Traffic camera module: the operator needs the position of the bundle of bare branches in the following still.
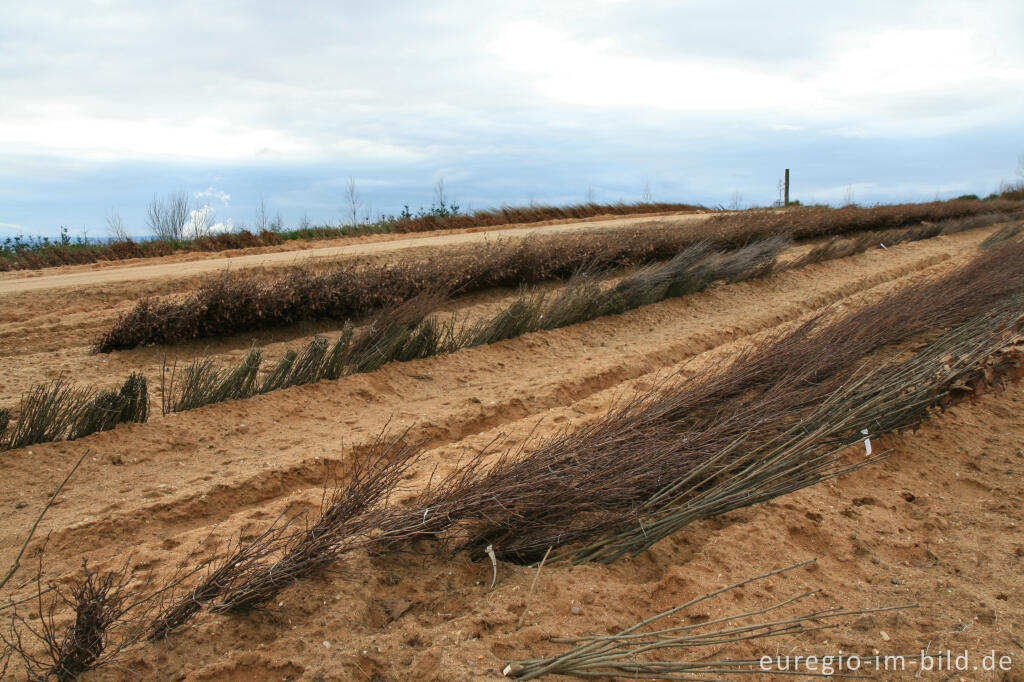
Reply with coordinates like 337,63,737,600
1,373,148,452
150,429,423,625
572,296,1024,564
1,559,163,682
381,238,1024,563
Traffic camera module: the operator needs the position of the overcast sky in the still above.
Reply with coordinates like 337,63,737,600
2,0,1023,237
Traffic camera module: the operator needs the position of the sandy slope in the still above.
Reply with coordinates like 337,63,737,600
0,221,1021,680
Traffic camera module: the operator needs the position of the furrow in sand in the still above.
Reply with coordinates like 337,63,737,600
0,227,995,577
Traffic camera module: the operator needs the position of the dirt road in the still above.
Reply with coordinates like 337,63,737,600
0,212,707,295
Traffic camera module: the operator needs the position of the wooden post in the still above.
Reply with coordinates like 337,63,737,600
784,168,790,206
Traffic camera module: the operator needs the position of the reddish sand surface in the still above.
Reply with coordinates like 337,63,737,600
0,216,1021,680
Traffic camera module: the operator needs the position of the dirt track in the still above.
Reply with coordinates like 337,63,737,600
0,212,705,294
0,220,1021,680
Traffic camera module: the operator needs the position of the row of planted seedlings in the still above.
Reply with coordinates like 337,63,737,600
7,195,1023,275
5,237,1022,679
2,231,788,449
0,374,148,452
2,212,1019,453
113,211,1024,418
93,199,1024,352
175,239,1024,615
159,234,787,413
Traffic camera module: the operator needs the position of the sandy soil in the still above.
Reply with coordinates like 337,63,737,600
0,219,1021,681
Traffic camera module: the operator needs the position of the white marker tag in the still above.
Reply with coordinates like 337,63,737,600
861,428,872,456
486,544,498,588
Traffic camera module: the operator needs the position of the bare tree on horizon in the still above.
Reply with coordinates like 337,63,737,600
346,177,362,226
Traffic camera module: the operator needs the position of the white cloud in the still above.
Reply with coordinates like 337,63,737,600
0,116,305,161
187,205,210,237
184,204,239,237
488,22,808,112
0,1,1022,234
209,218,234,234
0,222,29,236
487,20,1024,134
196,187,231,204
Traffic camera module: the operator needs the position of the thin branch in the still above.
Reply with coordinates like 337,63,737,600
1,449,89,595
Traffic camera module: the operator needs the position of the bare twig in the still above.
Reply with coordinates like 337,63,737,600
516,546,552,631
504,561,918,679
1,449,89,596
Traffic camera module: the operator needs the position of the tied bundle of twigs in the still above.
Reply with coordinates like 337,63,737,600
419,237,1024,563
504,560,916,680
0,373,149,452
570,294,1024,564
203,429,423,614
